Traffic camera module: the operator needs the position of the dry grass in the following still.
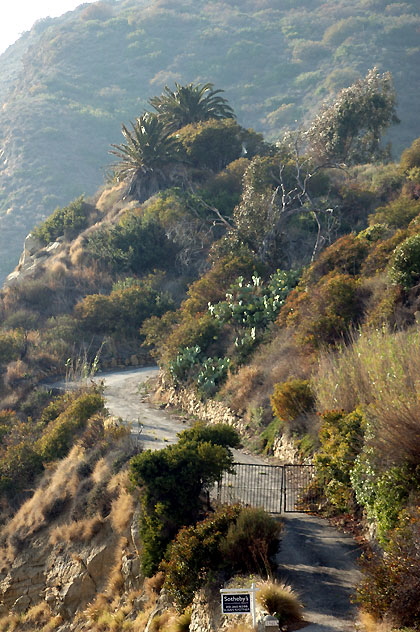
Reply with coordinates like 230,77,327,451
92,457,112,484
144,571,166,598
1,446,83,560
256,580,303,624
221,329,311,424
357,611,394,632
110,485,135,534
49,514,104,544
314,325,420,465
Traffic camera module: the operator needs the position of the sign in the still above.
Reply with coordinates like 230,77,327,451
221,593,251,614
220,583,258,626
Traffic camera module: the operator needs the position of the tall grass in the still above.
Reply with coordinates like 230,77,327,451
314,326,420,465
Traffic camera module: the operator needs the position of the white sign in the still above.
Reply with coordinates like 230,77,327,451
220,584,258,627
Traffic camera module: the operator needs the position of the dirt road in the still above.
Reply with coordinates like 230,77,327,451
93,367,362,630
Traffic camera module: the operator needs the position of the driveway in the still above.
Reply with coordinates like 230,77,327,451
92,367,362,630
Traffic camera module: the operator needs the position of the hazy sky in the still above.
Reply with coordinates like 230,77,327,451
0,1,95,55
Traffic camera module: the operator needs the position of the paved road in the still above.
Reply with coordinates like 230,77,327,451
78,367,362,630
276,514,361,631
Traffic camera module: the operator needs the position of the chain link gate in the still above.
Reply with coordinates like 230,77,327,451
215,463,318,513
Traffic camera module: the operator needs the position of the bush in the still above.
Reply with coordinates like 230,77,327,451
271,379,315,422
130,424,238,575
162,505,241,610
35,390,104,462
304,234,370,283
0,441,44,498
357,506,420,627
256,581,303,626
400,137,420,171
369,197,420,229
389,233,420,288
221,507,282,576
315,408,365,513
281,273,364,348
32,196,91,244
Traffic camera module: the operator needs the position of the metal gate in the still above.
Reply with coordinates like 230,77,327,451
215,463,317,514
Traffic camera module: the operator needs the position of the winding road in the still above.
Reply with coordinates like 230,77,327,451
90,366,361,631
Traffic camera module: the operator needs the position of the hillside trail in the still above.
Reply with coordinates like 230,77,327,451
90,366,362,631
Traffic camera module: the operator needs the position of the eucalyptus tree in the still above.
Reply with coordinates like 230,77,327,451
110,113,186,202
149,82,235,133
306,68,399,165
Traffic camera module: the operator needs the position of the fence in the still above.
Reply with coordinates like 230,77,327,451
215,463,318,514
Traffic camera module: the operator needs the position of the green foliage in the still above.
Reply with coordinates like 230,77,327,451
357,506,420,627
85,213,176,274
130,423,238,575
110,113,185,202
314,408,365,512
281,273,364,348
162,505,280,611
306,68,399,165
0,441,44,497
162,505,241,610
400,137,420,171
220,507,282,576
389,232,420,288
369,197,420,229
32,196,90,244
149,82,235,133
351,453,419,543
0,329,26,365
209,270,300,329
271,379,315,422
177,422,240,450
34,390,104,462
75,273,173,336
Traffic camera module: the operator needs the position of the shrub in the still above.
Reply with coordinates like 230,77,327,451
389,233,420,288
369,197,420,229
85,213,175,274
220,507,282,576
304,234,370,283
271,379,315,421
130,424,238,575
357,506,420,627
0,441,44,498
400,137,420,171
281,273,364,348
162,505,241,610
32,196,91,244
256,581,303,626
315,408,365,513
35,390,104,462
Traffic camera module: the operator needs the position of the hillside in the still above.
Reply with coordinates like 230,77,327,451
0,21,419,630
0,0,420,281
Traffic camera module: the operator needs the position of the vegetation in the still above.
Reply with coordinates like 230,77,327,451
130,423,240,576
1,0,420,282
1,40,420,628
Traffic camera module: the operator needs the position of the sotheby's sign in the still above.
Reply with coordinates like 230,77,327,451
220,584,258,625
221,592,251,614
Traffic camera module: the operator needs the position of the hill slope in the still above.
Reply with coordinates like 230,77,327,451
0,0,419,281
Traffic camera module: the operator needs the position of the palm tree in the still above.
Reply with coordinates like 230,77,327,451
110,113,186,202
149,82,235,133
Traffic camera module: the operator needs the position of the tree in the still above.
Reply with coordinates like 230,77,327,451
130,422,239,575
149,82,235,133
306,68,399,165
109,113,186,202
